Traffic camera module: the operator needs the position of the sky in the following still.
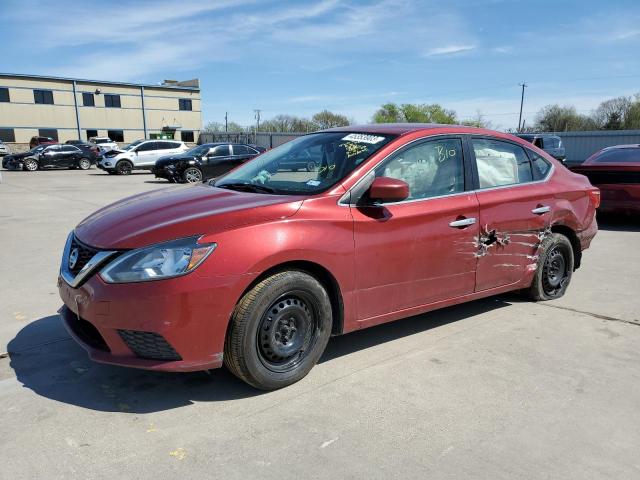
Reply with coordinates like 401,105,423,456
1,0,640,130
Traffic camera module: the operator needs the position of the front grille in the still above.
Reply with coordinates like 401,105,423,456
118,330,182,361
70,236,99,275
66,313,111,352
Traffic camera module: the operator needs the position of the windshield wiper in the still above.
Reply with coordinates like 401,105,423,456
215,182,277,194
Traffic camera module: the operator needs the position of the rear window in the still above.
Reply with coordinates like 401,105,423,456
592,148,640,164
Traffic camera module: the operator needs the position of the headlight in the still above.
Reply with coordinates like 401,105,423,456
100,236,216,283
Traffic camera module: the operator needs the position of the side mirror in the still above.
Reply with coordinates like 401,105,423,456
368,177,409,203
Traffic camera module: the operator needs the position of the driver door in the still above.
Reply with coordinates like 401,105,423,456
202,145,234,177
133,141,158,167
350,136,479,322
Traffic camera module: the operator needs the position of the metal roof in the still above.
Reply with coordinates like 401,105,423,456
0,72,199,91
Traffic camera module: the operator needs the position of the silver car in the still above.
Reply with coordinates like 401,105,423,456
0,141,10,157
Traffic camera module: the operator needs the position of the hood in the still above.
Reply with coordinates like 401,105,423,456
156,154,199,166
74,184,304,249
10,151,37,160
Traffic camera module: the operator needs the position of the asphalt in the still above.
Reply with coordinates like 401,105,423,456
1,168,639,479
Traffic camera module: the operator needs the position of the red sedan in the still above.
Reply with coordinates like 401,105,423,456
570,144,640,214
58,124,599,390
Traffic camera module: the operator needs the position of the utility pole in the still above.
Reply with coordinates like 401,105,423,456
254,109,261,141
225,112,228,132
518,83,527,132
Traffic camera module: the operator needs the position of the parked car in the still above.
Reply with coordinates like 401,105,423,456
570,144,640,214
2,145,47,170
29,136,57,149
154,143,263,183
97,139,188,175
89,137,119,154
66,140,102,162
16,144,94,171
58,124,599,390
0,141,10,157
516,134,566,162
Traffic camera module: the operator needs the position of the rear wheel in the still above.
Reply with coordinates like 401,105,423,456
182,167,203,183
23,158,38,171
78,158,91,170
224,271,332,390
527,233,574,301
115,160,133,175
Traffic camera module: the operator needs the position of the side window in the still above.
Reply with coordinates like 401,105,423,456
155,141,172,150
527,150,552,179
137,142,157,152
233,145,249,155
472,138,533,188
213,145,230,156
374,138,465,201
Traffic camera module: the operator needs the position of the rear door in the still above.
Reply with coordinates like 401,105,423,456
471,136,556,291
58,146,79,167
351,136,479,321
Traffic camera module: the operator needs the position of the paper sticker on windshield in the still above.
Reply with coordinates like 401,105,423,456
341,133,385,144
306,180,321,187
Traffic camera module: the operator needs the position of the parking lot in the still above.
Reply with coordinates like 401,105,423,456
1,168,639,479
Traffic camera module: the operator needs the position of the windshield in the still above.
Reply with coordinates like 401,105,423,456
186,145,210,156
123,140,144,151
94,138,113,144
214,132,395,195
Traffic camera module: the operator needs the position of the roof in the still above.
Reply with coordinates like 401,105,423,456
602,144,640,150
324,123,479,135
0,72,199,91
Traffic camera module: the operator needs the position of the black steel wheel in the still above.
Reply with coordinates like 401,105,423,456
182,167,203,183
225,270,333,390
116,160,133,175
528,232,574,301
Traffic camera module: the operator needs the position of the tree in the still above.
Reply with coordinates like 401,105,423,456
203,120,246,133
534,105,596,132
372,103,457,124
461,110,493,129
312,110,349,129
593,96,631,130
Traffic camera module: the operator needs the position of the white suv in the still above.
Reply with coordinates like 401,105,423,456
89,137,119,153
98,139,188,175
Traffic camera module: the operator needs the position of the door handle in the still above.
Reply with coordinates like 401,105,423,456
531,205,551,215
449,217,477,228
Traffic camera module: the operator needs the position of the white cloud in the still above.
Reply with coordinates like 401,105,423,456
423,44,476,57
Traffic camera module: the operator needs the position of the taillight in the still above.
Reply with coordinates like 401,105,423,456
589,189,601,209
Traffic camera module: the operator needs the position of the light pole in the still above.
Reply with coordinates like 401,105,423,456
254,109,261,142
518,83,527,132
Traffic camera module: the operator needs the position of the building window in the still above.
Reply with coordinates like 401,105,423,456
82,92,95,107
0,87,9,103
34,89,54,104
38,129,59,141
181,131,195,143
0,128,15,142
179,99,192,111
107,130,124,142
104,94,121,108
86,129,98,140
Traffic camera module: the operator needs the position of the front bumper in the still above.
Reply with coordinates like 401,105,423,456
57,270,250,372
154,165,179,181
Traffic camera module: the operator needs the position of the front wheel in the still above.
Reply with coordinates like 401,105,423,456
115,160,133,175
527,233,574,301
182,167,203,183
224,271,332,390
78,158,91,170
23,158,39,171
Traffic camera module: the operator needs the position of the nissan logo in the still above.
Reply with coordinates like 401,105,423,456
69,248,79,270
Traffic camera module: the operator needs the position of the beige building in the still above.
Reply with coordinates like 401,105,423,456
0,73,202,145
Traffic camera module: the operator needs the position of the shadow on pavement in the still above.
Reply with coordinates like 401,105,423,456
8,296,510,413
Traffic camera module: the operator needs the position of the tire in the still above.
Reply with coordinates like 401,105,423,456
115,160,133,175
306,161,317,172
78,158,91,170
527,232,574,301
182,167,203,183
23,158,38,171
107,170,116,175
224,270,333,390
